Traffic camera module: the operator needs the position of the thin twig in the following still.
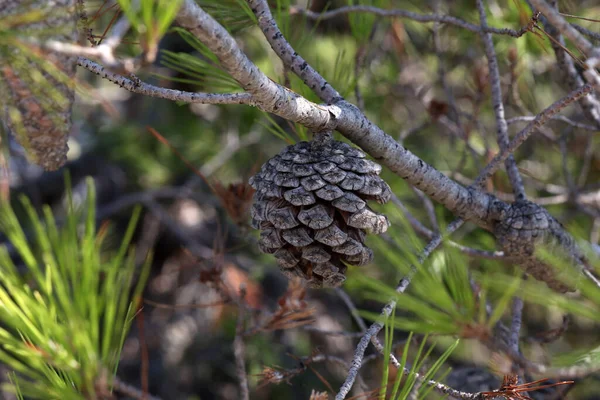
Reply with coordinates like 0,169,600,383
475,84,594,187
506,115,599,131
249,0,341,103
335,288,368,332
571,22,600,43
290,5,532,38
391,195,508,260
477,0,526,200
112,376,162,400
509,296,524,354
77,57,255,105
100,11,132,49
234,288,250,400
335,277,413,400
529,0,595,55
336,220,467,400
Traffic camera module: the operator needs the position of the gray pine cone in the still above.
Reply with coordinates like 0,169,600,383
249,136,391,288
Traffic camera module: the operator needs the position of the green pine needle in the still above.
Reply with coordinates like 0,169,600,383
158,27,241,92
0,177,150,399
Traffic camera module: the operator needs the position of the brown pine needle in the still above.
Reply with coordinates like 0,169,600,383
532,24,587,68
481,374,574,400
143,298,231,309
145,126,213,191
91,1,120,22
97,9,122,46
560,12,600,23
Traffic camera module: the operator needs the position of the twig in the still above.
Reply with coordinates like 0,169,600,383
475,84,594,187
368,326,482,400
335,296,401,400
77,57,255,105
528,0,595,56
249,0,342,103
390,195,508,260
234,287,250,400
100,10,132,49
336,220,466,400
494,339,600,379
335,288,368,332
571,23,600,43
112,376,163,400
537,1,600,129
302,326,365,337
477,0,526,200
506,115,599,131
412,187,440,233
509,296,524,354
290,6,532,38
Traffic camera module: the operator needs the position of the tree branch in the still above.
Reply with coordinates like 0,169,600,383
475,84,594,187
77,57,254,105
477,0,526,200
290,5,531,38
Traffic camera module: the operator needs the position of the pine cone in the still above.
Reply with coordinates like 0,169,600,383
249,135,391,288
0,0,78,170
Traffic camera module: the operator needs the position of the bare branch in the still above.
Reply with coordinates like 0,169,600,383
477,0,526,200
537,0,600,128
77,57,254,105
506,115,599,131
571,22,600,43
475,84,594,187
335,288,368,332
335,279,411,400
290,5,530,38
336,219,466,399
509,296,524,353
234,289,250,400
112,376,162,400
249,0,342,103
176,0,333,127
